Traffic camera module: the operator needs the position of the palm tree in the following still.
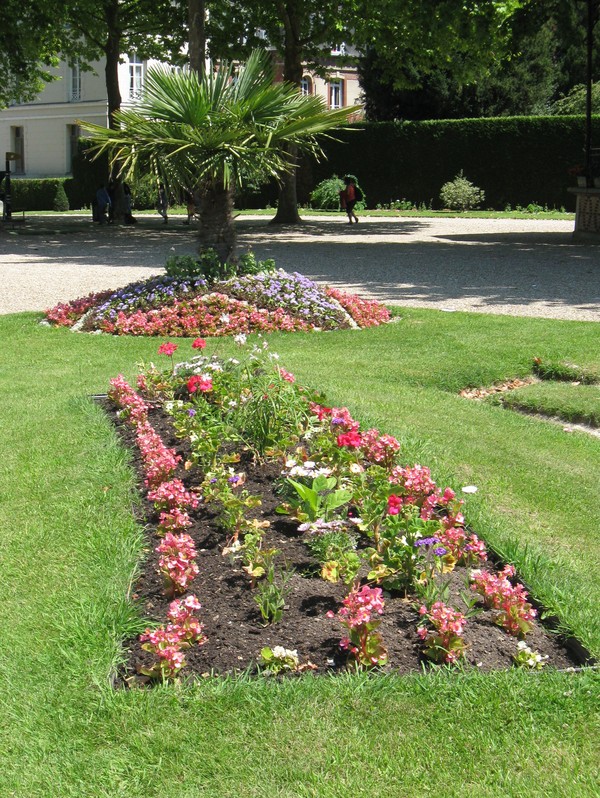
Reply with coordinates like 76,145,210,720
81,49,359,261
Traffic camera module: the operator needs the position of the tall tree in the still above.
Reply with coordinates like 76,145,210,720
206,0,525,220
0,0,95,107
81,51,358,260
360,0,600,120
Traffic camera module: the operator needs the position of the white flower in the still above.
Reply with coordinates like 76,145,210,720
316,467,333,477
349,462,365,474
461,485,478,494
269,352,280,360
272,646,299,664
228,400,238,408
233,333,247,346
220,313,230,324
284,459,297,468
303,461,316,469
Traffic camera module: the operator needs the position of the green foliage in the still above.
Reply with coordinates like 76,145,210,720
550,83,600,116
164,250,275,284
253,564,294,625
285,475,352,522
305,116,600,211
52,182,70,212
10,178,71,211
310,175,345,210
310,174,366,210
305,529,361,585
440,170,485,211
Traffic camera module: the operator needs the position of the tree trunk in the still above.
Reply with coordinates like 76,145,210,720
199,182,236,262
271,2,303,224
271,145,302,224
188,0,206,75
104,0,122,130
104,0,124,220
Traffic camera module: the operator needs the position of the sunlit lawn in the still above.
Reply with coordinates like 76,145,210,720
0,309,598,798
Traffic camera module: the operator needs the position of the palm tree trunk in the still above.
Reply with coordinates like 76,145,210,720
199,182,236,262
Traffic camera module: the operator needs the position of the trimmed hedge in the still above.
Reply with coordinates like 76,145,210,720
10,179,71,212
302,115,600,211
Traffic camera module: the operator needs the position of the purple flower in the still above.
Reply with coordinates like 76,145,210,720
433,546,448,557
187,409,196,417
414,536,440,548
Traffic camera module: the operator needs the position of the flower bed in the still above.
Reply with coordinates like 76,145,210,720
45,269,390,336
104,339,584,684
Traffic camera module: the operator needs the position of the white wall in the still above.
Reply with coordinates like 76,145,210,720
0,56,137,177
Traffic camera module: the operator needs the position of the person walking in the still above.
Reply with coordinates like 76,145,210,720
156,183,169,224
339,175,360,224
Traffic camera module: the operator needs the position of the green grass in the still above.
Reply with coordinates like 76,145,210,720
0,309,598,797
25,207,575,220
499,382,600,427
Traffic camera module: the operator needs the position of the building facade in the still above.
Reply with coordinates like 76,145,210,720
0,51,362,179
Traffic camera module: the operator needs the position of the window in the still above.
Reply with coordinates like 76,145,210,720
70,62,81,102
10,127,24,174
300,76,313,96
67,124,80,173
128,53,144,100
329,79,344,109
330,43,346,56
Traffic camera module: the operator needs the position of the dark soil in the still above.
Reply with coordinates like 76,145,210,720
99,398,591,685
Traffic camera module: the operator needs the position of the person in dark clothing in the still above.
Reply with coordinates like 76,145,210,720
339,175,360,224
95,184,111,224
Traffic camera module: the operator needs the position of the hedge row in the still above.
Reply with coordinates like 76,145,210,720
6,116,599,212
302,115,600,212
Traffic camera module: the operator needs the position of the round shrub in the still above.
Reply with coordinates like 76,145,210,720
439,171,485,211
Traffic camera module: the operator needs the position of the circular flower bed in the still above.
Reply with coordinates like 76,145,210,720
45,269,390,336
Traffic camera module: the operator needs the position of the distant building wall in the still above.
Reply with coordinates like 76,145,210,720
0,52,363,178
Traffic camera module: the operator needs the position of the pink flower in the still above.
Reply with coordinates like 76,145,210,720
192,338,206,350
187,375,213,393
278,367,296,384
158,342,178,357
387,494,403,515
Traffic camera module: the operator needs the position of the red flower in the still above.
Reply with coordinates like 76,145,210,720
192,338,206,350
187,375,213,393
158,342,178,357
387,494,403,515
337,431,362,448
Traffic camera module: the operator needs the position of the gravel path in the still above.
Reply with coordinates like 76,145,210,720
1,213,598,321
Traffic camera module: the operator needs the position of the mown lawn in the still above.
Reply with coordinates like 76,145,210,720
0,309,598,798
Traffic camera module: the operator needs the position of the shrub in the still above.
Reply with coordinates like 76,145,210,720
440,171,485,211
310,175,345,210
164,250,276,284
52,182,70,212
11,178,71,211
310,174,366,210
